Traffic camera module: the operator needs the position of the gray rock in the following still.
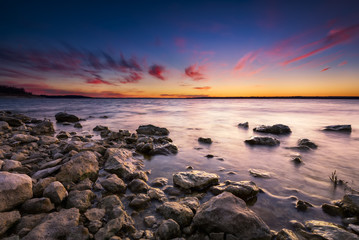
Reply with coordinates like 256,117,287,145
198,137,212,144
32,177,56,197
43,181,68,204
84,208,106,222
151,177,168,187
31,120,55,135
193,192,271,240
129,193,151,209
128,179,149,193
56,151,99,183
22,208,80,240
100,174,126,193
180,197,200,212
67,190,95,212
253,124,291,134
210,180,259,201
11,134,39,143
15,214,47,237
21,197,54,213
104,148,137,180
298,138,317,149
245,136,280,146
173,170,220,190
238,122,249,128
144,215,157,227
0,172,33,211
148,188,167,201
2,160,22,171
136,124,169,136
55,112,80,122
157,202,194,227
0,211,21,236
32,165,61,180
305,220,359,240
156,219,181,240
323,125,352,132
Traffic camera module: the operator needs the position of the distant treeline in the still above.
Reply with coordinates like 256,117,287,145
0,85,33,96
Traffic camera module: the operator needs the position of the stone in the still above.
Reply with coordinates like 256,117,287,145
209,232,225,240
21,197,54,213
2,160,22,171
0,116,23,127
55,112,80,122
0,121,11,130
85,208,106,222
210,180,259,201
151,177,168,187
93,125,109,131
305,220,359,240
39,158,62,170
291,157,303,164
157,202,194,227
0,172,33,211
144,215,157,227
22,208,80,240
0,211,21,236
322,203,342,216
248,169,272,178
56,131,71,140
180,197,200,212
136,124,169,135
15,214,46,237
349,224,359,234
341,194,359,216
31,120,55,135
253,124,291,134
156,219,181,240
198,137,212,144
66,190,95,212
43,181,68,204
163,185,183,196
56,151,99,183
193,192,271,240
94,217,125,240
33,177,56,197
39,136,59,145
88,220,102,233
100,174,126,193
104,148,137,180
128,179,149,193
238,122,249,128
276,229,300,240
148,188,167,201
99,195,124,214
66,225,90,240
150,143,178,155
296,200,313,211
74,122,82,128
129,193,151,209
298,139,318,149
323,125,352,132
173,170,219,190
11,133,39,143
32,165,61,180
245,136,280,146
72,178,93,191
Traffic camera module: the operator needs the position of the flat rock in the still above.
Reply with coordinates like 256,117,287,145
249,169,272,178
2,160,22,171
32,165,62,180
253,124,291,134
104,148,137,180
0,211,21,236
193,192,271,240
245,136,280,146
0,172,33,211
136,124,169,135
323,125,352,132
305,220,359,240
55,112,80,123
157,202,194,227
210,180,259,201
173,170,220,190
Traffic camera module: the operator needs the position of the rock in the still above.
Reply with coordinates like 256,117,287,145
56,131,71,140
0,172,33,211
341,194,359,216
348,224,359,234
298,139,317,149
173,170,219,190
21,197,54,213
32,165,61,180
43,181,68,204
99,195,124,214
289,220,306,230
0,116,23,127
88,220,102,233
128,179,150,193
163,186,183,196
156,219,181,240
322,203,342,216
157,202,194,227
39,136,58,145
136,124,169,135
296,200,313,211
305,220,359,240
2,160,22,171
85,208,106,221
193,192,271,240
253,124,291,134
55,112,80,122
291,156,303,164
198,137,212,144
56,151,99,183
0,211,21,236
209,232,225,240
33,177,56,197
100,174,127,193
22,208,80,240
144,215,157,227
94,217,125,240
31,120,55,135
129,193,151,209
148,188,167,202
39,158,62,170
151,177,168,187
15,213,46,237
238,122,249,128
93,125,108,131
11,133,39,143
74,122,82,128
323,125,352,132
0,120,11,130
104,148,137,180
150,143,178,155
180,197,200,212
66,190,95,212
249,169,272,178
66,225,90,240
276,229,300,240
210,180,259,202
244,136,280,146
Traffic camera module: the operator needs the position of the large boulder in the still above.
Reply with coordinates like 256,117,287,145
56,151,99,183
193,192,271,240
55,112,80,123
104,148,137,180
210,180,259,202
305,220,359,240
0,172,33,211
0,210,21,236
253,124,291,134
157,202,194,227
22,208,80,240
323,125,351,132
173,170,220,190
245,136,280,146
136,124,169,135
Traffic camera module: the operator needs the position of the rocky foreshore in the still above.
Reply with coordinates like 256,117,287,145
0,110,358,240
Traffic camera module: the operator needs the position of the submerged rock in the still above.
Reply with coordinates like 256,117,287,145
341,194,359,216
296,200,313,211
136,124,169,136
238,122,249,128
245,136,280,146
249,169,272,178
305,220,359,240
173,170,219,190
323,125,352,132
198,137,212,144
151,177,168,188
298,138,318,149
193,192,271,240
253,124,291,134
55,112,80,123
210,180,259,201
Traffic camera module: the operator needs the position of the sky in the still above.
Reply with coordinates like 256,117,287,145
0,0,359,97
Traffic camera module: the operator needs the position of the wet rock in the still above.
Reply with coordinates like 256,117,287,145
298,138,317,149
128,178,149,193
74,122,82,128
205,154,214,158
22,208,80,240
157,202,194,227
33,177,56,197
32,165,61,180
156,219,181,240
148,188,167,202
291,156,303,164
0,116,23,127
144,215,157,227
150,143,178,155
11,133,39,143
296,200,313,211
305,220,359,240
180,197,200,212
21,197,54,213
276,229,300,240
0,172,33,211
323,125,352,132
93,125,108,131
198,137,212,144
163,185,183,196
289,220,306,230
322,203,342,216
43,181,68,204
100,174,127,193
66,190,95,212
56,151,99,183
104,148,137,180
253,124,291,134
129,193,151,209
136,142,154,154
2,160,22,171
55,112,80,123
249,169,272,178
56,131,71,140
136,124,169,136
173,170,220,190
151,177,168,187
193,192,271,240
245,136,280,146
99,195,124,214
0,211,21,236
210,180,259,201
341,194,359,216
39,136,58,145
238,122,249,128
84,208,106,222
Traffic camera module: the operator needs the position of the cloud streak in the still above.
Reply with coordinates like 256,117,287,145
321,67,331,72
185,64,206,81
149,64,165,80
193,86,211,90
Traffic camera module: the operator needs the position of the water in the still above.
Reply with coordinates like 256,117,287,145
1,98,358,230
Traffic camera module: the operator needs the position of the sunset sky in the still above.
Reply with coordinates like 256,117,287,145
1,1,359,97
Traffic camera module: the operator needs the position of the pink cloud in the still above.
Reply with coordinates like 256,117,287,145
338,60,348,66
193,86,211,90
185,64,206,81
86,78,114,85
321,67,331,72
120,71,143,84
234,52,258,71
148,64,165,80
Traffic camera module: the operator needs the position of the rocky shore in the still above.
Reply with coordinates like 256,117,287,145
0,110,358,240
